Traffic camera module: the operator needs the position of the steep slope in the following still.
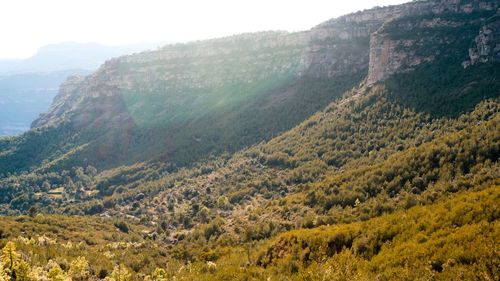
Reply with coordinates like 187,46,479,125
89,87,499,235
15,29,370,172
3,0,497,175
1,0,499,221
0,69,91,136
253,186,500,281
0,1,499,280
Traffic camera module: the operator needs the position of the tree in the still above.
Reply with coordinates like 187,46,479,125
0,262,9,281
198,206,210,223
69,256,90,280
1,242,19,278
14,260,29,281
106,264,132,281
151,268,168,281
47,264,65,281
85,165,98,177
114,221,129,233
41,181,51,192
216,196,231,210
28,205,38,217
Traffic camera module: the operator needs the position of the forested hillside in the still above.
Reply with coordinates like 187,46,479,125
0,186,497,280
0,0,499,280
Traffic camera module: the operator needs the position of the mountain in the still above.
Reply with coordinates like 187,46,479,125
0,42,162,136
0,69,92,136
5,0,499,174
0,0,499,280
0,42,163,75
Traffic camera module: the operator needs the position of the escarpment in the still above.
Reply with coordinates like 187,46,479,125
11,0,499,173
367,0,499,84
31,75,86,128
466,9,500,66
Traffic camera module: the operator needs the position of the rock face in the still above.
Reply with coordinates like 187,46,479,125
466,9,500,66
367,32,435,84
37,0,500,129
367,0,499,84
30,27,377,169
32,32,308,130
33,26,374,129
22,0,500,171
31,75,85,128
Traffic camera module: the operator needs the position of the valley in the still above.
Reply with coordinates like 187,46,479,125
0,0,499,280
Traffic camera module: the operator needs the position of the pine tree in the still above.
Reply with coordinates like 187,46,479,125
151,268,168,281
106,264,132,281
1,242,19,279
14,260,30,281
47,264,65,281
69,256,90,280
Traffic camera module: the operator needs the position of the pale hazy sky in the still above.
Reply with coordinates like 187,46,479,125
0,0,409,59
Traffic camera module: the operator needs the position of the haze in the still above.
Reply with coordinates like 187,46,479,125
1,0,409,59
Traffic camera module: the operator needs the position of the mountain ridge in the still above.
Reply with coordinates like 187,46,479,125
20,0,498,174
0,1,499,279
34,0,500,127
0,42,163,75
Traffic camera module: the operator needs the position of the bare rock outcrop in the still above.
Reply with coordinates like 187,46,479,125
367,0,499,84
32,1,500,129
465,9,500,66
31,75,86,128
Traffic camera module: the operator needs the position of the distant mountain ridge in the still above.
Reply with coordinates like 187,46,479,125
0,42,163,75
0,69,92,136
0,42,163,136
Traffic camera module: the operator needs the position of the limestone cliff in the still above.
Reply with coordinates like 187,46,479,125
367,0,499,84
23,0,500,171
465,9,500,66
39,1,500,129
31,75,85,128
29,26,375,168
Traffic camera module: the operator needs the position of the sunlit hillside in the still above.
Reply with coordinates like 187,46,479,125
0,0,499,280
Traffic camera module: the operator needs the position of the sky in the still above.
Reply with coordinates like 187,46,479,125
0,0,409,59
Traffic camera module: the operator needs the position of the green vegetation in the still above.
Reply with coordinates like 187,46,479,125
0,187,497,280
0,1,499,280
0,32,367,174
1,82,497,279
0,215,170,280
387,60,500,117
255,186,500,281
